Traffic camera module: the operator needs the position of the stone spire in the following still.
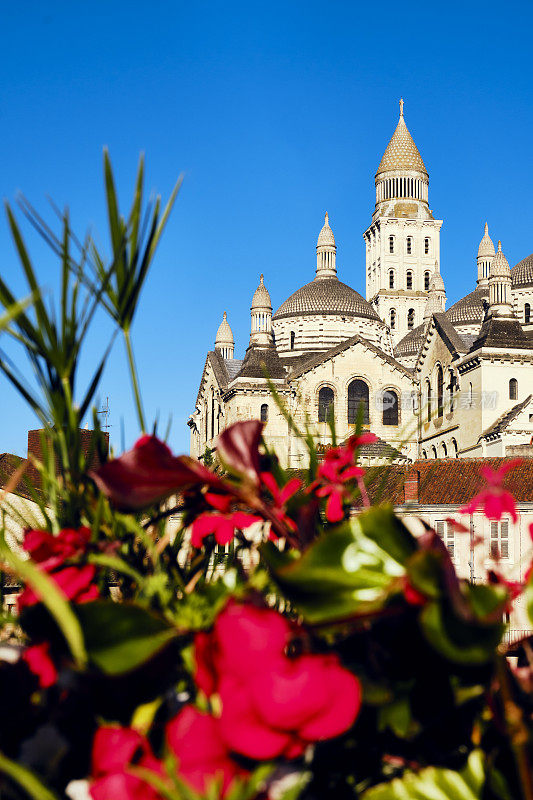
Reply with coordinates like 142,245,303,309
423,272,446,321
488,241,513,318
376,99,428,176
250,274,273,347
215,311,234,359
315,212,337,280
477,222,495,286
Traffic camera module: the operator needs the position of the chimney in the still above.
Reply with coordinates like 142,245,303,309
404,469,420,504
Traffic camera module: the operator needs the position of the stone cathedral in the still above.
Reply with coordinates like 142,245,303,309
189,101,533,468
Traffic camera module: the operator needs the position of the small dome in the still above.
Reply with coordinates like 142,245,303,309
215,311,234,345
251,274,272,309
446,286,489,326
477,223,495,258
489,241,511,278
395,323,427,358
376,100,427,176
511,254,533,288
273,279,381,321
317,212,335,247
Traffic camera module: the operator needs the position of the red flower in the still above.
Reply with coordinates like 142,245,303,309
402,577,428,607
309,440,367,523
90,726,163,800
90,434,222,510
194,600,362,760
459,461,521,523
260,472,302,534
216,420,263,484
23,527,92,571
191,510,262,548
18,564,99,611
166,706,247,797
22,641,57,688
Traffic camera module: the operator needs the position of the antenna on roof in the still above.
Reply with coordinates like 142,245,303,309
98,396,111,431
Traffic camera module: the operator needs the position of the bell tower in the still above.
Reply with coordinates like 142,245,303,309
363,99,444,346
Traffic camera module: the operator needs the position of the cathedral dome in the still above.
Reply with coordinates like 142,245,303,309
317,212,335,247
446,286,489,326
511,254,533,288
477,223,495,258
273,279,381,321
215,311,234,346
394,323,426,359
251,274,272,309
376,100,427,176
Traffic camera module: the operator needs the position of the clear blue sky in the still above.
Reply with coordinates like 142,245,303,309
0,0,532,457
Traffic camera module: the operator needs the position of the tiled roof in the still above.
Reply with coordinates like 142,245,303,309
360,458,533,506
225,359,244,380
236,345,287,380
394,323,427,359
433,313,468,354
318,435,409,464
470,317,533,352
0,452,39,501
446,285,489,326
273,279,381,321
511,254,533,289
481,395,533,439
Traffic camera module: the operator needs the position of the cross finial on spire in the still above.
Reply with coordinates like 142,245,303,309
259,273,264,284
223,311,227,320
497,241,502,252
484,222,489,233
325,211,329,225
399,97,404,117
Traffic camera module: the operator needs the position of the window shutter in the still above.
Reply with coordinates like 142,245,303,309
490,522,499,558
446,522,455,559
436,521,445,539
500,520,509,559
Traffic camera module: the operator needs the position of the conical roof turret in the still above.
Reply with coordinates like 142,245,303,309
251,274,272,310
478,223,495,258
490,241,511,278
376,99,427,176
317,212,335,247
215,311,234,346
315,212,337,280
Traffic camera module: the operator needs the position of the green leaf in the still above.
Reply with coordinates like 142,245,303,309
88,553,144,585
261,518,404,623
358,505,417,565
0,536,87,667
0,750,60,800
420,600,503,665
75,600,178,674
361,749,485,799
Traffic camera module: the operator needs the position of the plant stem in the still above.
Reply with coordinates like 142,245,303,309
497,655,533,800
124,328,146,433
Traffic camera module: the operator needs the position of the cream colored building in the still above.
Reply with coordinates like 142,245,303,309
189,100,533,468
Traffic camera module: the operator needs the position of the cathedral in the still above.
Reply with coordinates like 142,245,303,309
189,101,533,468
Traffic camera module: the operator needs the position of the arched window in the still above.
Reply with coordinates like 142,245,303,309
407,308,415,329
437,365,444,418
468,382,473,406
509,378,518,400
390,308,396,329
389,269,395,289
449,368,455,411
525,303,531,323
422,450,427,459
290,331,295,350
451,438,458,458
406,237,412,255
260,404,268,423
406,271,413,290
426,379,432,421
431,446,437,459
318,387,334,423
441,442,448,457
389,235,394,254
424,271,430,291
424,238,430,255
382,390,399,426
348,380,369,425
211,388,215,440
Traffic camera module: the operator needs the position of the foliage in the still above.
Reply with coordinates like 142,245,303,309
0,155,532,800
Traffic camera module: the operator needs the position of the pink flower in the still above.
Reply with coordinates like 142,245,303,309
90,726,163,800
22,642,57,688
194,600,362,760
23,527,92,570
90,434,222,510
260,472,302,534
459,461,521,523
166,706,247,797
308,439,367,522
